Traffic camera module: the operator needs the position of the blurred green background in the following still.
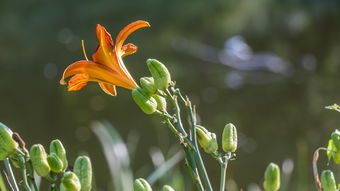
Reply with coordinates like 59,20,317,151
0,0,340,190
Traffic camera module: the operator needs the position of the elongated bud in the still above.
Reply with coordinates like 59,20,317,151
0,123,18,156
134,178,152,191
47,153,64,173
263,163,280,191
147,59,171,90
222,123,238,152
132,88,157,114
29,144,50,177
74,156,92,191
321,170,337,191
140,77,157,95
331,129,340,150
50,139,68,170
162,185,175,191
60,172,81,191
152,95,167,111
196,125,218,154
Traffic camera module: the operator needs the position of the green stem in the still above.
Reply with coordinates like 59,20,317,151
27,161,39,191
219,162,228,191
19,156,32,191
174,88,213,191
165,89,187,137
184,97,213,191
184,158,204,191
4,158,19,191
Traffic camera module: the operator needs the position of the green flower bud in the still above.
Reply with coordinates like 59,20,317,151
134,178,152,191
196,125,218,154
333,151,340,164
331,129,340,150
29,144,50,177
140,77,157,95
50,139,68,170
60,172,81,191
0,123,18,156
263,163,280,191
132,88,157,114
162,185,175,191
222,123,238,152
321,170,337,191
47,153,64,173
152,95,167,111
74,156,92,191
147,59,171,90
0,148,8,161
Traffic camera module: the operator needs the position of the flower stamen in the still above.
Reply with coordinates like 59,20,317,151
81,40,89,61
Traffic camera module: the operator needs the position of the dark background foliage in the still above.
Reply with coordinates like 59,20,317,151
0,0,340,190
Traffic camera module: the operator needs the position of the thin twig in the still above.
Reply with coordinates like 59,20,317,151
313,147,327,191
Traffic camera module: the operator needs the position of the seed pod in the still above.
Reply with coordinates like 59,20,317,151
29,144,50,177
47,153,64,173
0,123,18,155
146,59,171,90
140,77,157,95
321,170,337,191
133,178,152,191
263,163,280,191
222,123,238,152
60,171,81,191
152,95,167,111
132,88,157,114
331,129,340,150
162,185,175,191
74,156,92,191
196,125,218,154
50,139,68,170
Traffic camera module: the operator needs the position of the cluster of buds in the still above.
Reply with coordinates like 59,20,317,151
132,59,171,114
196,123,238,156
29,141,92,191
263,163,280,191
0,122,92,191
319,129,340,191
133,178,175,191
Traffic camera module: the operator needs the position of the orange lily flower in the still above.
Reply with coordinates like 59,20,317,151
60,20,150,96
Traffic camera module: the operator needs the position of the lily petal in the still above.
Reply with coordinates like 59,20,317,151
92,24,115,68
115,20,150,54
99,83,117,96
121,43,138,57
68,74,89,91
60,60,137,90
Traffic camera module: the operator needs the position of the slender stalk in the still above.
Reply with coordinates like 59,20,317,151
165,89,187,137
4,158,19,191
184,159,204,191
27,161,39,191
186,99,213,191
0,171,8,191
19,156,32,191
219,162,228,191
